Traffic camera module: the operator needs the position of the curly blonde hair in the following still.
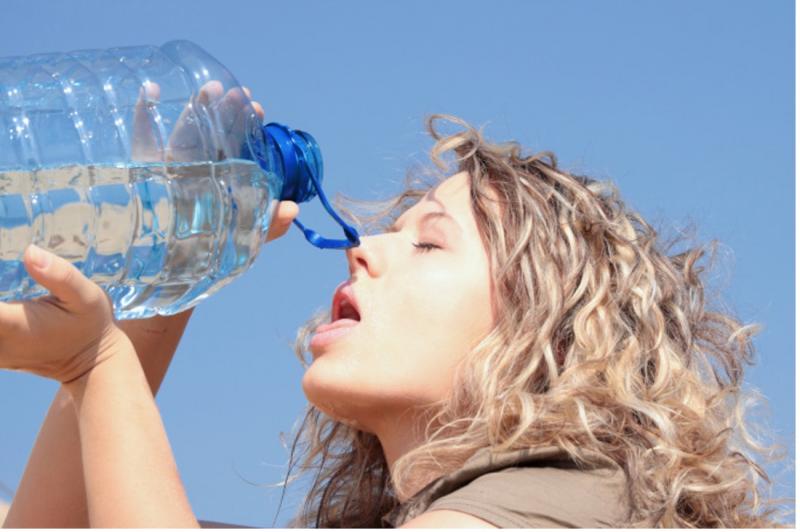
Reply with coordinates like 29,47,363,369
277,115,793,527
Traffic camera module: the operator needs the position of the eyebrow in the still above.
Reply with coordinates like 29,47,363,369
389,210,462,235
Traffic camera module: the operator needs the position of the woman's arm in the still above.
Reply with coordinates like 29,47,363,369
2,200,296,528
63,333,198,527
3,310,194,528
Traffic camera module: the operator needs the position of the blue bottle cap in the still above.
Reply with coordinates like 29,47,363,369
263,123,321,203
258,123,360,249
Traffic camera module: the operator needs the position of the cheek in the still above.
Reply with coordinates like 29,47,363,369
300,255,495,423
371,266,494,385
397,267,493,346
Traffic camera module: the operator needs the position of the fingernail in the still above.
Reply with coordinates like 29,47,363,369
27,244,50,269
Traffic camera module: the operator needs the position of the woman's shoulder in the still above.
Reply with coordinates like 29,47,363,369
383,445,631,528
427,455,630,527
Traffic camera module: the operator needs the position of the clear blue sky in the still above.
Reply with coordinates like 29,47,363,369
0,0,794,526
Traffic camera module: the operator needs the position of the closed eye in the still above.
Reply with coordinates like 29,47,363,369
413,242,441,252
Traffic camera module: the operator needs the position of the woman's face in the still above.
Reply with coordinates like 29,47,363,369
302,171,496,432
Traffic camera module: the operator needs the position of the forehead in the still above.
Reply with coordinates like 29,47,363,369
430,171,471,199
407,171,472,215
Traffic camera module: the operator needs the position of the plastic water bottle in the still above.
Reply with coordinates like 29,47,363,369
0,40,359,319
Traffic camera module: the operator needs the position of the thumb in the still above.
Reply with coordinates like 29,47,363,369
266,201,299,242
23,245,104,311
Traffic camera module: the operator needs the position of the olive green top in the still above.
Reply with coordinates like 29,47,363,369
381,445,631,528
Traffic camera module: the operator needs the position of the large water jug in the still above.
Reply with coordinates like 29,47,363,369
0,40,359,319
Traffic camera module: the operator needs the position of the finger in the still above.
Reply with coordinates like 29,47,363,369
167,81,225,162
23,245,105,312
265,201,299,242
211,87,256,158
214,87,248,133
131,81,163,160
274,201,299,227
251,101,265,121
197,80,224,106
241,88,265,122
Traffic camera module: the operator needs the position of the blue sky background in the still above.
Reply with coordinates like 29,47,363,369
0,0,794,526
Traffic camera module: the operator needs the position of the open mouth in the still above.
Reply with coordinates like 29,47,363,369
310,283,362,350
331,281,361,323
334,298,360,322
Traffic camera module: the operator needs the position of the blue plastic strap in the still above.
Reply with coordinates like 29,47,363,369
261,123,360,250
293,158,360,249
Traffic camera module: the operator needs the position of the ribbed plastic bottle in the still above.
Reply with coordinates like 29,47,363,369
0,40,359,319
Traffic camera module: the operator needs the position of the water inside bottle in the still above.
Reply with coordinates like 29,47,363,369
0,159,278,318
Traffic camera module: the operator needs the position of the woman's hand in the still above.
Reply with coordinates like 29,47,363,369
0,245,130,384
130,80,299,246
266,200,299,242
132,79,265,164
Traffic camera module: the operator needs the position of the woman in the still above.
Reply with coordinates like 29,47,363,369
1,112,791,527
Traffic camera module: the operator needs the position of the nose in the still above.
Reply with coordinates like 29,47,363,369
345,236,382,278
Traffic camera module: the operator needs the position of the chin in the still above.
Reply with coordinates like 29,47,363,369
301,361,398,433
302,362,362,423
